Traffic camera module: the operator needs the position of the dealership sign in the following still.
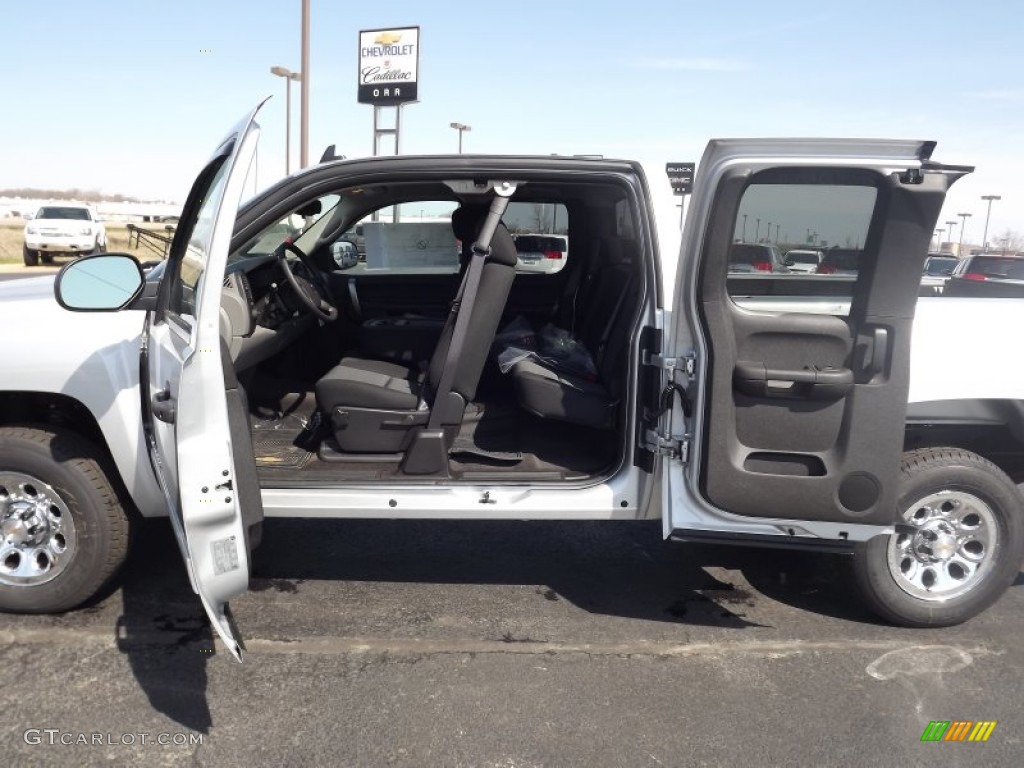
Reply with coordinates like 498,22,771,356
666,162,695,195
358,27,420,105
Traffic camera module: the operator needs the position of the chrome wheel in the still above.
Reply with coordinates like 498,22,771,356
888,490,998,601
0,472,77,587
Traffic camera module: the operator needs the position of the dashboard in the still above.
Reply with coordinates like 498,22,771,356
221,254,318,372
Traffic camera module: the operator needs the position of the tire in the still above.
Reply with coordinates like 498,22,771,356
851,447,1024,627
0,426,132,614
22,245,39,267
91,240,106,256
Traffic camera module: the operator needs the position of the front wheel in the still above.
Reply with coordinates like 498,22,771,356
852,447,1024,627
0,426,132,613
22,245,39,266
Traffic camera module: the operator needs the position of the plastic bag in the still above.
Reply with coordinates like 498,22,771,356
494,320,599,380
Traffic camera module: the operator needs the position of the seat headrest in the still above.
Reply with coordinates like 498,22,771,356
451,204,490,243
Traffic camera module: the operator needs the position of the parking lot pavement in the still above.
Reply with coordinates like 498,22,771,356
2,518,1022,767
0,264,58,281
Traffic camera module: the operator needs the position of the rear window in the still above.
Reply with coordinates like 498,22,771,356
819,249,861,272
36,206,90,221
730,243,773,265
514,235,566,254
963,256,1024,279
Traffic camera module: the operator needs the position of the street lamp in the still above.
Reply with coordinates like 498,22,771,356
957,212,972,256
755,218,761,242
298,0,311,168
945,220,958,250
742,214,747,241
935,229,945,250
270,66,302,175
449,122,471,153
981,195,1001,252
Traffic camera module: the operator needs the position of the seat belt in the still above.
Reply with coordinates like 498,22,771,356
426,188,515,431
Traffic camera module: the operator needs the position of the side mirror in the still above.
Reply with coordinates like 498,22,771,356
331,240,359,269
54,254,146,311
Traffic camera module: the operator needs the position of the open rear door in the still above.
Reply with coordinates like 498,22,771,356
143,103,266,659
664,140,969,540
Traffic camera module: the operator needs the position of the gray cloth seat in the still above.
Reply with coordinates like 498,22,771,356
315,205,518,457
511,241,638,431
315,356,423,411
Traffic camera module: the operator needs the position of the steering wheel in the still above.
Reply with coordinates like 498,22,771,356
275,242,338,322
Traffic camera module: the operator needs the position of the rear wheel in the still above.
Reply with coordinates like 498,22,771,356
852,447,1024,627
22,245,39,267
0,426,132,613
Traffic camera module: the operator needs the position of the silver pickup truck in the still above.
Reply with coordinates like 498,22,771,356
1,103,1022,659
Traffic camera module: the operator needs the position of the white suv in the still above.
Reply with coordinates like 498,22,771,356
23,203,107,266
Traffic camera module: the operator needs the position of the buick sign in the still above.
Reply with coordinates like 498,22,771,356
358,27,420,105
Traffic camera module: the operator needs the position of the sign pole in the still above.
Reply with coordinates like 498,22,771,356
666,162,696,233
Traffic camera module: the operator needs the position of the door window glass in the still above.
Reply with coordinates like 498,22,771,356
727,183,877,314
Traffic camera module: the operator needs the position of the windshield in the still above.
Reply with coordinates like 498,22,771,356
925,257,958,275
231,194,342,262
36,206,90,221
787,252,820,265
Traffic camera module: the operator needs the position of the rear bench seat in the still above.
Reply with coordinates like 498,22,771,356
510,240,639,430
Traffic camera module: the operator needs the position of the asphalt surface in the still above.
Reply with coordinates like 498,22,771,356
1,517,1022,767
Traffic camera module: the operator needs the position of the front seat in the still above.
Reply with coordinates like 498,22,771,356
314,205,518,466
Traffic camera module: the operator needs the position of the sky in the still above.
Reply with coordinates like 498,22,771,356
1,0,1021,256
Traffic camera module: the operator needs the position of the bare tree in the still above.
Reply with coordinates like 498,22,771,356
530,203,552,233
995,228,1024,255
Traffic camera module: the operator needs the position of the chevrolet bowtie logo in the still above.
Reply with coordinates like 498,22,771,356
374,32,402,45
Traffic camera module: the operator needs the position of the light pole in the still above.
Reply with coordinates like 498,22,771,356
755,218,761,242
945,220,958,250
449,122,471,153
957,212,971,256
981,195,1001,252
766,222,771,243
270,66,302,175
935,229,945,250
299,0,310,168
742,214,747,241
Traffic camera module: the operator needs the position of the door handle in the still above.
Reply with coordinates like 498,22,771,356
152,388,176,424
733,360,853,401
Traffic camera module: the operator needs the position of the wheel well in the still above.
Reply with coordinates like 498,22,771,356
905,399,1024,483
0,391,108,459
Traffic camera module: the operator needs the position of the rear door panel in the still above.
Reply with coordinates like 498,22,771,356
668,141,968,532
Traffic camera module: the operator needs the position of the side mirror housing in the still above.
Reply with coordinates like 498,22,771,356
54,253,148,312
331,240,360,269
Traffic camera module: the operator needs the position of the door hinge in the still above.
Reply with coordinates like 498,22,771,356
643,428,689,461
642,350,696,377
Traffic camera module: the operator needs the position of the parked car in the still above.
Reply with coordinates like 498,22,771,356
782,249,823,273
944,254,1024,298
513,233,568,274
816,248,861,276
22,203,106,266
923,253,958,277
728,242,787,273
2,103,1021,658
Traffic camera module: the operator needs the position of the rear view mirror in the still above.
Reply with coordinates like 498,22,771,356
54,254,145,311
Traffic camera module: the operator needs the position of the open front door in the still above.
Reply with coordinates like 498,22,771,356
143,103,265,659
665,140,969,540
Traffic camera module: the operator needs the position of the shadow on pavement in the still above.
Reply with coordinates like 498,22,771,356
115,520,214,733
110,516,893,729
